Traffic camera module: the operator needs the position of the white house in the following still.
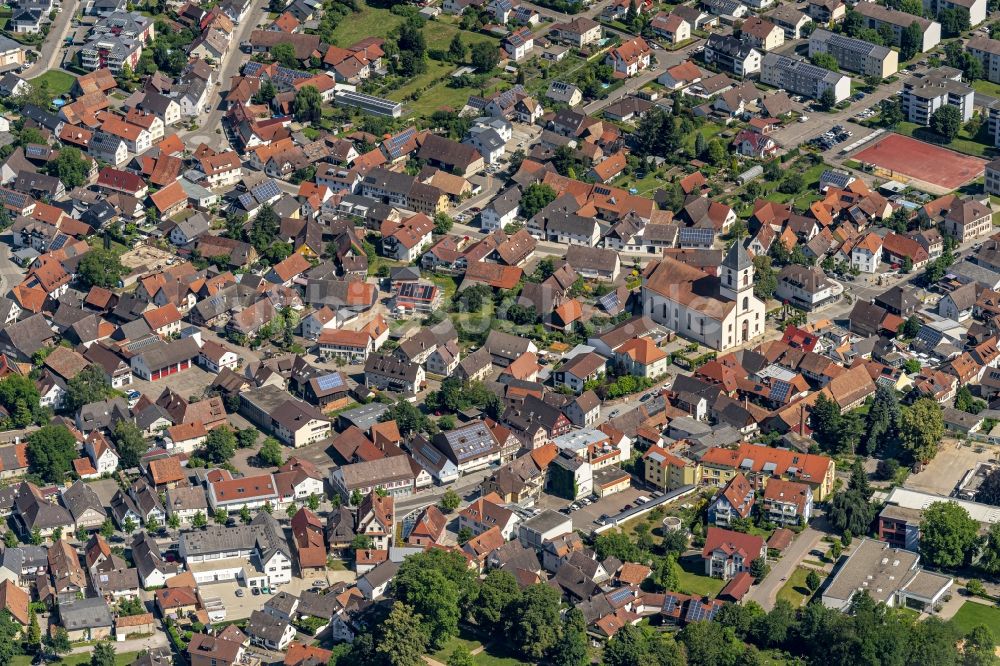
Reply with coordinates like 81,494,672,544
851,233,883,273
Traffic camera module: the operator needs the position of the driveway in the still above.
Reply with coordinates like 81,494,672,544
745,522,825,610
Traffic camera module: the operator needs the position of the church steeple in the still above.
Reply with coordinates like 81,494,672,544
720,241,754,304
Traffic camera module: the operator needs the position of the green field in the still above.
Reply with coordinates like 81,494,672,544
972,79,1000,98
676,554,726,597
894,120,995,158
429,633,532,666
30,69,76,97
948,601,1000,637
776,566,820,608
13,652,139,666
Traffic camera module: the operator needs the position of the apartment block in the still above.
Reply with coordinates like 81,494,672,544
922,0,986,27
966,35,1000,84
901,68,973,126
985,158,1000,196
760,52,851,102
808,29,898,78
853,2,941,52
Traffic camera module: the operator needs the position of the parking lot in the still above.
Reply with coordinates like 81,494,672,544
194,569,356,621
536,485,649,533
906,439,996,497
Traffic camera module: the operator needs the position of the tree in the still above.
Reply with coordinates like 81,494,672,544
819,87,837,110
376,602,427,666
880,97,905,128
44,146,91,189
706,139,727,166
594,531,645,562
955,386,986,415
433,212,454,235
78,247,127,289
810,52,840,71
939,6,970,36
520,183,557,218
307,494,320,511
471,41,499,71
381,399,429,438
394,549,477,649
91,641,116,666
253,79,276,104
899,314,922,338
45,628,71,656
145,515,160,533
899,399,944,464
475,569,521,628
240,505,253,524
651,555,680,591
167,512,181,530
805,570,821,592
66,365,111,412
678,620,746,666
549,608,587,666
3,531,16,549
122,517,136,535
236,428,258,449
27,608,40,648
292,85,322,123
192,511,207,529
271,42,299,68
30,528,41,545
976,467,1000,506
749,556,770,581
257,437,283,467
202,426,237,465
213,509,227,524
829,461,876,536
26,424,78,483
963,625,998,666
457,526,473,544
920,501,980,568
863,384,901,456
752,255,777,301
447,646,475,666
506,584,562,660
113,420,146,469
439,489,461,513
931,104,962,141
0,374,41,427
249,204,279,254
448,33,467,63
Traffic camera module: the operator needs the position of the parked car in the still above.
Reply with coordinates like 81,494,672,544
235,589,245,597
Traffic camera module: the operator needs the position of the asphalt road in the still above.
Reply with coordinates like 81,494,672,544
24,0,80,79
180,0,271,150
745,521,825,610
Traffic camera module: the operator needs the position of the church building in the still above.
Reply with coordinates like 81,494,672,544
641,242,766,352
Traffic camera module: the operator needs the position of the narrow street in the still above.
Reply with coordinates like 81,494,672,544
745,522,826,610
23,0,80,79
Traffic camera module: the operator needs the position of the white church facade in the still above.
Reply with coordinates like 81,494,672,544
641,242,766,352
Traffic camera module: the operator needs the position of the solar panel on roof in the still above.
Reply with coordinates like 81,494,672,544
770,380,791,403
49,234,68,251
608,588,632,604
251,180,280,201
317,373,345,391
599,290,620,312
420,445,442,465
663,595,679,613
237,193,255,208
679,228,715,246
594,186,611,196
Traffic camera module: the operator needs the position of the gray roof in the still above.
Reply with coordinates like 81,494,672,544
14,482,74,531
823,537,950,605
61,480,107,522
246,609,291,643
179,511,291,561
59,597,113,631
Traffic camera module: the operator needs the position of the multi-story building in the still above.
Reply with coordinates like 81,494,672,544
985,157,1000,196
967,36,1000,84
760,53,851,102
901,68,974,125
643,446,700,491
762,478,813,526
922,0,986,27
699,443,837,501
702,527,766,579
178,513,292,589
853,2,941,52
808,29,898,78
704,34,761,77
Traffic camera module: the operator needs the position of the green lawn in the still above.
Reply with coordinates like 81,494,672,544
676,554,726,597
30,69,75,97
894,120,994,158
776,566,819,608
13,653,139,666
972,79,1000,98
429,633,532,666
948,601,1000,637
